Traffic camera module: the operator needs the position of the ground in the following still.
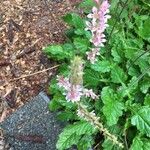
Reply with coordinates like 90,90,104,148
0,0,81,121
0,0,82,148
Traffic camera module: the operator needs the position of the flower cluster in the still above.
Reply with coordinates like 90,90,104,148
57,75,98,103
86,0,111,64
57,56,98,103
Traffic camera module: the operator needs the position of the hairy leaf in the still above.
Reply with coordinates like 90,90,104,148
111,65,127,84
73,38,90,54
144,94,150,106
43,45,72,60
79,0,95,13
137,18,150,41
57,111,77,121
63,13,85,29
101,87,124,126
56,121,95,150
140,78,150,94
131,106,150,137
84,69,100,87
77,135,94,150
135,51,150,74
91,60,111,73
102,139,122,150
130,136,150,150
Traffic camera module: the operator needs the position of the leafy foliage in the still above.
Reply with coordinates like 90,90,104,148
101,87,124,126
130,136,150,150
44,0,150,149
56,121,95,150
131,106,150,137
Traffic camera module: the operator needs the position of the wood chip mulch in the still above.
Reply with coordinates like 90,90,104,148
0,0,81,122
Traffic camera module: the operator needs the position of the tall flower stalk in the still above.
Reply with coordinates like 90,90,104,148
86,0,111,64
77,103,124,148
57,56,98,103
57,56,124,148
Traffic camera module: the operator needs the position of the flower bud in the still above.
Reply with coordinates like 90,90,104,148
70,56,84,86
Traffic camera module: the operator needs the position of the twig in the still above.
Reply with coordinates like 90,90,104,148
2,65,59,86
94,142,101,150
124,132,129,150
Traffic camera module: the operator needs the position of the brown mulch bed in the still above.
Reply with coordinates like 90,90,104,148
0,0,81,122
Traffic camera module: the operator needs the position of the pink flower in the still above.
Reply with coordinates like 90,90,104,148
57,75,99,102
87,7,99,23
57,75,70,90
86,0,111,63
86,48,100,64
94,0,99,4
83,89,99,99
66,85,83,102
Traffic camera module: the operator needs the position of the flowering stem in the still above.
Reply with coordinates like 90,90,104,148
76,102,124,148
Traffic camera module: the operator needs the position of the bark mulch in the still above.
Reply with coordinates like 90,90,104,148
0,0,81,121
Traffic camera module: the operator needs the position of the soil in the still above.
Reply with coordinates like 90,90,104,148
0,0,81,121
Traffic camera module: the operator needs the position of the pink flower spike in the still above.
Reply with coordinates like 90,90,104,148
66,85,83,102
85,0,111,64
57,75,70,90
100,0,110,13
83,89,99,100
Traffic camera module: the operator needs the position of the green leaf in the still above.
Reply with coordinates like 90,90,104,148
135,50,150,75
73,38,90,53
101,87,124,126
102,139,122,150
48,78,59,94
130,136,150,150
130,136,144,150
57,111,77,121
131,106,150,137
63,13,85,29
74,29,85,35
56,121,95,150
43,45,72,60
137,18,150,41
91,60,111,73
126,61,140,77
110,0,119,10
84,69,100,87
123,38,143,60
118,76,138,98
48,99,61,111
111,65,127,84
43,45,63,59
140,78,150,94
77,136,94,150
144,94,150,106
111,47,122,63
79,0,95,13
62,43,74,52
111,33,125,63
49,92,75,110
57,132,80,150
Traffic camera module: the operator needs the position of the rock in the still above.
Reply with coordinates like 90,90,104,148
0,92,65,150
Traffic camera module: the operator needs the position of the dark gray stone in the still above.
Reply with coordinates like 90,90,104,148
0,92,65,150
